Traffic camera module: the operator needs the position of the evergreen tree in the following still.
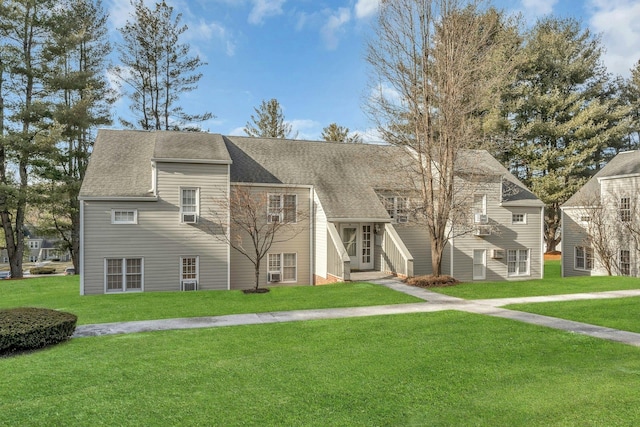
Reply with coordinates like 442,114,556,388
321,123,362,143
111,0,212,130
244,98,297,138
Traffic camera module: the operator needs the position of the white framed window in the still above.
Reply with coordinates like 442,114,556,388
620,197,631,222
180,256,199,290
384,196,409,223
29,255,38,262
267,252,297,283
473,249,486,280
111,209,138,224
511,213,527,224
267,194,297,223
620,250,631,276
28,240,40,249
105,258,143,293
580,215,591,223
574,246,594,271
507,249,529,277
472,194,486,215
180,187,199,223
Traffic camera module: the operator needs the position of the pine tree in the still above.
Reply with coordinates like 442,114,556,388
321,123,362,143
244,98,297,139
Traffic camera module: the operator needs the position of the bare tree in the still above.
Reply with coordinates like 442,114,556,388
208,186,308,291
365,0,518,275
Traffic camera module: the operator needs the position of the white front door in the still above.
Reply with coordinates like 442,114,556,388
340,223,374,271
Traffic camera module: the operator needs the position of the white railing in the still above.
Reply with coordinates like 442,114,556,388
381,223,414,277
327,223,350,281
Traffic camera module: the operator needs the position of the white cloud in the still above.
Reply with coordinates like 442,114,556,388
520,0,557,17
358,128,386,144
248,0,286,25
321,8,351,50
288,119,321,140
191,20,237,57
588,0,640,77
355,0,379,19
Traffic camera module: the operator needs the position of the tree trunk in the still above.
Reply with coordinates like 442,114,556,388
430,238,445,277
254,259,261,290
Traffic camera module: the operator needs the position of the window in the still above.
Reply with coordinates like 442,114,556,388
105,258,143,292
511,213,526,224
180,188,199,223
620,250,631,276
473,249,486,280
111,209,137,224
267,253,297,283
580,215,591,223
507,249,529,276
180,256,199,290
267,194,297,223
28,240,39,249
620,197,631,222
575,246,594,271
472,194,486,215
385,196,409,223
29,256,38,263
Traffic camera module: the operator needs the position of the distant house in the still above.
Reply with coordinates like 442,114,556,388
78,129,544,294
562,150,640,277
0,231,70,264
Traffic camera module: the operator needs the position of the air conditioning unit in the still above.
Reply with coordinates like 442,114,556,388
491,249,504,259
181,279,197,291
269,214,281,223
397,215,408,224
182,213,197,224
268,272,281,282
474,213,488,224
474,226,491,236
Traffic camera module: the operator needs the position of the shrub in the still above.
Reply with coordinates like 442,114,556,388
29,266,56,275
0,307,77,355
406,275,459,288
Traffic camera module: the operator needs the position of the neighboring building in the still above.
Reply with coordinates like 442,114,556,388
562,150,640,278
0,232,71,264
78,129,544,295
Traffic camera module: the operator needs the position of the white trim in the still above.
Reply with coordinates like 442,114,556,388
267,252,298,283
180,255,200,289
328,217,392,223
597,173,640,182
179,187,200,224
511,212,527,225
574,246,594,271
541,206,545,279
151,158,232,165
80,201,85,295
231,182,313,189
79,196,158,202
309,186,314,286
103,257,145,293
111,209,138,224
227,164,231,290
507,249,530,277
267,193,297,224
473,249,486,280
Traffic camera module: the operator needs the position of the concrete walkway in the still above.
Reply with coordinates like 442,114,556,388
73,278,640,348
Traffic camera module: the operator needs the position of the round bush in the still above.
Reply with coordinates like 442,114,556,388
0,307,77,355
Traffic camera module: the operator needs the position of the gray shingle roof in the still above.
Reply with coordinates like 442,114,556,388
563,150,640,207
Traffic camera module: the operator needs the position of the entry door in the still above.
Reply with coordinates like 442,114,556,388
341,225,358,268
360,224,373,270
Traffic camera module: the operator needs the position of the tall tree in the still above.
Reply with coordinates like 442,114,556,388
495,18,630,252
365,0,517,276
321,123,363,143
38,0,114,273
623,60,640,150
244,98,297,138
111,0,212,130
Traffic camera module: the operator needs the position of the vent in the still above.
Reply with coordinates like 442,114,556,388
182,213,197,224
491,249,504,259
474,213,488,224
268,272,281,282
474,226,491,236
181,279,197,291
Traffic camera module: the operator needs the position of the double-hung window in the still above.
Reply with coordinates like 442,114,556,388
574,246,594,271
180,188,199,223
385,196,409,223
620,197,631,222
620,250,631,276
105,258,143,292
112,209,138,224
267,194,297,223
267,253,297,283
507,249,529,277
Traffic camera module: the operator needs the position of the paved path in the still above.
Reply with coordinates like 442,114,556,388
73,278,640,348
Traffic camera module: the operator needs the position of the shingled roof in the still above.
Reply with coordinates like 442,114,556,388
564,150,640,207
80,130,542,216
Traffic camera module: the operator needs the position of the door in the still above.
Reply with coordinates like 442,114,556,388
473,249,486,280
360,224,373,270
341,225,358,268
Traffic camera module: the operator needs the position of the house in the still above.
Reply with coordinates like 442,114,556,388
561,150,640,277
1,231,71,264
78,129,544,294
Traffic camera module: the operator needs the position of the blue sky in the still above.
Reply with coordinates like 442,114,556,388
105,0,640,141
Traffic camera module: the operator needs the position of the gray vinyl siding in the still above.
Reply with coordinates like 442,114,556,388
229,186,312,290
451,186,543,282
82,163,230,294
313,190,328,279
561,208,595,277
394,225,432,276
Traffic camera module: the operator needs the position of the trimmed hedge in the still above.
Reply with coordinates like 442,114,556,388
29,266,56,275
0,307,77,355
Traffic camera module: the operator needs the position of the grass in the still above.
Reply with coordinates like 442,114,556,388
431,260,640,299
0,276,422,325
2,312,640,426
507,297,640,334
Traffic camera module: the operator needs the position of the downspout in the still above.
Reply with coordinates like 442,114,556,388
227,165,231,290
79,200,85,295
309,186,314,286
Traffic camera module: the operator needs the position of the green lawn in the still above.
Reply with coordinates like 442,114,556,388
0,276,422,325
432,260,640,299
507,297,640,334
2,312,640,426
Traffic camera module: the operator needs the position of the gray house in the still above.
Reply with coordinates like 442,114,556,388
561,150,640,277
78,129,544,294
